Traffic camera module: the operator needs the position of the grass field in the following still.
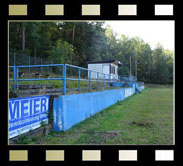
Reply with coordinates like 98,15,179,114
19,84,174,145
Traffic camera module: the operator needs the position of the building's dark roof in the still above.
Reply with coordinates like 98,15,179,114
87,59,121,65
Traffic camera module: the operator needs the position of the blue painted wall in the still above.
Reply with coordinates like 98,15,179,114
53,87,135,132
135,83,145,92
53,83,145,132
138,86,145,91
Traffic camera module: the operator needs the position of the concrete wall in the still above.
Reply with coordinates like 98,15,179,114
138,86,145,91
53,87,135,132
136,82,145,92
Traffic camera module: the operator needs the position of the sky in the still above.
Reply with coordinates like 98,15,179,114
103,21,174,52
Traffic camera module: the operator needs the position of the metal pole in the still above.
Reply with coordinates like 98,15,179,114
97,72,99,89
78,69,80,92
16,67,19,90
62,64,66,94
13,66,16,91
14,52,16,66
103,74,105,89
108,74,110,88
89,71,91,90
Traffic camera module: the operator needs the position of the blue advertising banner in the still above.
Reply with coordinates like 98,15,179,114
9,95,49,139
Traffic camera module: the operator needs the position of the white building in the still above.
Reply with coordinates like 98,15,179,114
87,60,121,80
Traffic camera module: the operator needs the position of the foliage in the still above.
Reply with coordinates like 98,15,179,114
9,22,174,84
16,135,33,144
49,39,74,64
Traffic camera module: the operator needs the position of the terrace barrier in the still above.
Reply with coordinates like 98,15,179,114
53,87,135,131
9,64,139,96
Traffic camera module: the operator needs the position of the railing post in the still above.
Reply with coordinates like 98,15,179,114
103,74,105,89
108,74,110,88
97,72,99,89
89,71,91,90
78,69,80,92
16,67,19,90
13,66,16,91
63,64,66,95
14,52,16,66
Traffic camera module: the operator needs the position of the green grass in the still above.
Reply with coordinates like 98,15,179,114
18,85,174,145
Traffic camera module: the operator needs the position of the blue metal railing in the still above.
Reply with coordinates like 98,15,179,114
119,75,137,82
65,64,116,91
14,64,64,92
9,64,138,95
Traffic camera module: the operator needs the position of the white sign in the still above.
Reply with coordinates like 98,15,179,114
9,95,49,139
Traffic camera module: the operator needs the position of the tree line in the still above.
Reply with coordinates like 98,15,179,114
9,22,174,84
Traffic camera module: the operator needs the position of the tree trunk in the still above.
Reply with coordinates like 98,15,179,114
72,23,76,43
129,55,132,76
22,24,25,51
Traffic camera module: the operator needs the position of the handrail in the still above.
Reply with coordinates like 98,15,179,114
17,64,64,68
9,64,141,95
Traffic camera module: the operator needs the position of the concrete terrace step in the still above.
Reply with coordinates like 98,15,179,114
18,88,63,94
13,84,54,90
